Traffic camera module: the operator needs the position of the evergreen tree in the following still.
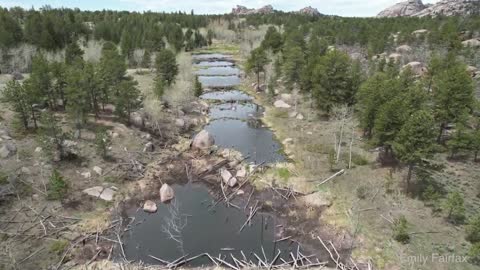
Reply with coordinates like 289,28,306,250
393,110,437,192
444,191,466,224
66,61,91,138
311,50,357,115
246,47,270,87
194,76,203,97
114,78,142,124
283,44,305,91
65,42,84,65
155,49,178,86
433,59,475,142
1,80,30,129
261,26,283,53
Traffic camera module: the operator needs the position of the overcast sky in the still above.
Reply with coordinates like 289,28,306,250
0,0,440,17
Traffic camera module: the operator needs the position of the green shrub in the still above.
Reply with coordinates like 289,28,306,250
422,185,442,211
356,185,368,199
277,167,291,181
47,170,68,200
466,215,480,243
444,191,465,224
469,243,480,265
95,128,112,159
50,239,69,255
351,153,369,166
393,216,410,244
0,172,8,185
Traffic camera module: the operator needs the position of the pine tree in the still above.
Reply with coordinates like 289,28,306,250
65,42,84,65
246,47,270,87
393,110,437,192
1,80,30,129
311,50,357,115
444,191,465,224
283,44,305,91
261,26,283,53
433,59,475,142
155,49,178,86
194,76,203,97
65,61,93,138
114,78,142,124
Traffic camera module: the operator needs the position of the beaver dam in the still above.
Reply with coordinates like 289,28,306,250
117,53,356,269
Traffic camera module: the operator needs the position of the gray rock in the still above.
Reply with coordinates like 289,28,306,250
274,100,291,109
93,166,103,176
143,142,154,152
83,186,116,201
143,200,158,213
192,130,215,150
160,183,174,203
175,118,185,128
0,143,16,159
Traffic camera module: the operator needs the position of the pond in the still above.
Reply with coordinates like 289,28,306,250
196,67,241,76
199,75,241,88
121,184,300,266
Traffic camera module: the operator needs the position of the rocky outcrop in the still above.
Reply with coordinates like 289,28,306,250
403,62,428,76
231,5,275,15
462,38,480,47
83,186,116,201
378,0,480,17
413,0,480,17
298,6,322,16
377,0,426,17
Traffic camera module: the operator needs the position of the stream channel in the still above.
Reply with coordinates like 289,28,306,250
120,53,303,267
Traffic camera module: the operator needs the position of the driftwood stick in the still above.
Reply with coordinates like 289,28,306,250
18,247,44,264
318,169,345,186
148,255,169,264
274,236,292,243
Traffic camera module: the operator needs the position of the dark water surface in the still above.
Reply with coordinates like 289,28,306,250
199,75,241,88
196,66,240,76
121,184,298,266
200,90,252,101
194,61,234,67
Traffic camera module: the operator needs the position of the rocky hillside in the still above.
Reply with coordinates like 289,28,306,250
297,6,322,16
378,0,480,17
231,5,274,15
231,5,322,16
377,0,427,17
414,0,480,17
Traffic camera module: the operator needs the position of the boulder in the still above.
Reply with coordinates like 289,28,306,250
160,183,174,203
143,200,158,213
237,189,245,195
280,93,292,102
175,118,185,128
462,39,480,48
99,188,116,201
34,147,42,153
221,168,237,187
192,130,215,150
296,113,304,120
274,100,291,109
412,29,429,36
143,142,154,152
414,0,480,17
20,167,31,175
301,192,332,208
288,111,298,118
402,61,428,76
388,53,402,63
0,143,16,159
11,71,24,80
83,186,116,201
81,171,92,179
93,166,103,176
396,45,412,53
236,166,247,178
467,65,478,77
83,186,104,197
